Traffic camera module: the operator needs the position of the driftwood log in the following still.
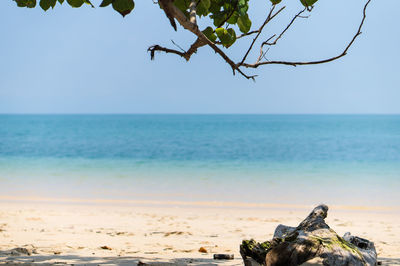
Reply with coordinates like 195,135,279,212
240,205,377,266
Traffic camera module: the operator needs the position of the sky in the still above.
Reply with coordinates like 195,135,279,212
0,0,398,114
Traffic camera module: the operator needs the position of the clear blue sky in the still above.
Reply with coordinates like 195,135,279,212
0,0,398,114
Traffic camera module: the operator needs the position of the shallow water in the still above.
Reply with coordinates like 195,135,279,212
1,114,399,206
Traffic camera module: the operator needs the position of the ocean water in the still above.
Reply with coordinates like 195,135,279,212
0,114,399,207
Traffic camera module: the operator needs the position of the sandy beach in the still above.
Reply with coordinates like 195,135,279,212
0,198,399,265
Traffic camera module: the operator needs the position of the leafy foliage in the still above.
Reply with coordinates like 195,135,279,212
13,0,318,47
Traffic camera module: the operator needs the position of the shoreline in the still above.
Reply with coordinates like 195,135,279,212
0,195,398,213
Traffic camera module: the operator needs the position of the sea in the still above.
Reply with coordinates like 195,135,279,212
0,114,399,207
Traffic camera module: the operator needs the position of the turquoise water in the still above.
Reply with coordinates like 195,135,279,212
0,115,399,206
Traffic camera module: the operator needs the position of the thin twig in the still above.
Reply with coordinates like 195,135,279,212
256,35,275,63
236,30,259,39
148,45,185,60
171,40,185,52
255,7,308,64
239,5,285,65
148,38,206,61
264,7,307,46
241,0,372,69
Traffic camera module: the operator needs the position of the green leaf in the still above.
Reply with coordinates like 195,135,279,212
112,0,135,17
202,26,217,42
215,27,236,48
237,0,248,17
67,0,84,7
237,14,251,33
99,0,112,7
197,0,211,16
26,0,36,7
173,0,189,13
300,0,317,7
39,0,56,10
226,28,236,46
270,0,281,5
212,11,225,27
209,0,221,14
15,0,37,8
226,11,238,24
58,0,64,3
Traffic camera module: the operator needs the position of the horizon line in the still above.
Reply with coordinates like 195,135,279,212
0,113,400,115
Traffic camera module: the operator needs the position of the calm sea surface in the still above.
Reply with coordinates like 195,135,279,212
0,115,399,206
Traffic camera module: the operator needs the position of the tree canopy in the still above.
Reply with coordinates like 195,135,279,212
13,0,371,80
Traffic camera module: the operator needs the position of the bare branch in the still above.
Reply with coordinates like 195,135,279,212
236,30,259,39
241,0,372,69
256,35,275,64
148,38,206,61
148,45,185,60
171,40,185,52
151,0,371,81
184,38,206,60
239,5,285,65
253,7,308,65
264,7,307,47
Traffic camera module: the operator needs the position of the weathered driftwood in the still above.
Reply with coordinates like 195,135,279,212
240,205,377,266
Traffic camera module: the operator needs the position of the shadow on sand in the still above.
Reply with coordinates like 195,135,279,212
0,250,241,266
1,251,399,266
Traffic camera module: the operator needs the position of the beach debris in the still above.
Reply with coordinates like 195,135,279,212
173,249,194,253
213,253,234,260
10,248,32,256
53,251,61,255
240,204,377,266
9,245,38,256
100,245,112,250
148,231,191,237
164,231,184,237
198,247,208,253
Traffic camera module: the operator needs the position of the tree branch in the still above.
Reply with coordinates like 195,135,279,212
150,0,371,81
264,7,308,47
148,38,206,61
148,45,185,60
241,0,371,69
239,6,285,65
152,0,256,79
254,8,308,64
236,30,259,40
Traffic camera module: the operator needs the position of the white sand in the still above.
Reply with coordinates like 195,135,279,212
0,199,399,265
